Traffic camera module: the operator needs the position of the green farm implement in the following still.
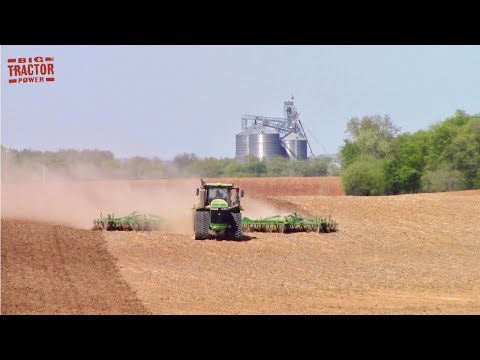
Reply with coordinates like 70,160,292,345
92,211,163,231
192,178,338,239
193,179,245,240
242,213,338,233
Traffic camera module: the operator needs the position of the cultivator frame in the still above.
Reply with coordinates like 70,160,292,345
242,213,338,233
92,211,162,231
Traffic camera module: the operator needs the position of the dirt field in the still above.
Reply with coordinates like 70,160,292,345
1,219,147,314
202,177,344,196
2,177,480,314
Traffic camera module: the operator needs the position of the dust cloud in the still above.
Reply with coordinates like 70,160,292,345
241,197,288,219
1,159,202,233
1,163,280,234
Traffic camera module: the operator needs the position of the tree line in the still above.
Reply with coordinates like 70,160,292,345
340,110,480,195
1,146,340,182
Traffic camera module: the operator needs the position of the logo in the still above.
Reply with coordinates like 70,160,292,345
7,57,55,84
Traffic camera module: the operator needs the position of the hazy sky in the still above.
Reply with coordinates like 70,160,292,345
2,45,479,159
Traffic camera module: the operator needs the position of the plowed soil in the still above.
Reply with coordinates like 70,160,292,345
1,219,147,314
2,178,479,314
104,190,480,314
199,177,344,196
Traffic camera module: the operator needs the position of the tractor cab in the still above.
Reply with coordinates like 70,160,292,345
196,180,244,208
207,186,230,204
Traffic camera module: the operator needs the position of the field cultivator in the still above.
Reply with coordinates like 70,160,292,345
242,213,338,233
92,211,163,231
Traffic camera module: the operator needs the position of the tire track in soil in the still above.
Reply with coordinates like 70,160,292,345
49,226,80,312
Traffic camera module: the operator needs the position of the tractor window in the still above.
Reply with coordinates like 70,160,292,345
208,187,228,203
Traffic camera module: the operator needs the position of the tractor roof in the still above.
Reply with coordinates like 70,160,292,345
205,182,233,187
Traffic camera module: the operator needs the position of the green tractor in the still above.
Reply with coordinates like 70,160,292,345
193,179,245,240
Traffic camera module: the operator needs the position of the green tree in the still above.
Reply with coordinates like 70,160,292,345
173,152,199,169
187,157,226,177
311,159,329,176
343,114,400,160
340,140,361,168
424,112,469,169
223,161,246,177
445,118,480,188
340,114,400,195
474,170,480,188
243,158,267,177
386,130,429,194
327,162,341,176
342,158,387,196
421,164,466,192
266,156,289,177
